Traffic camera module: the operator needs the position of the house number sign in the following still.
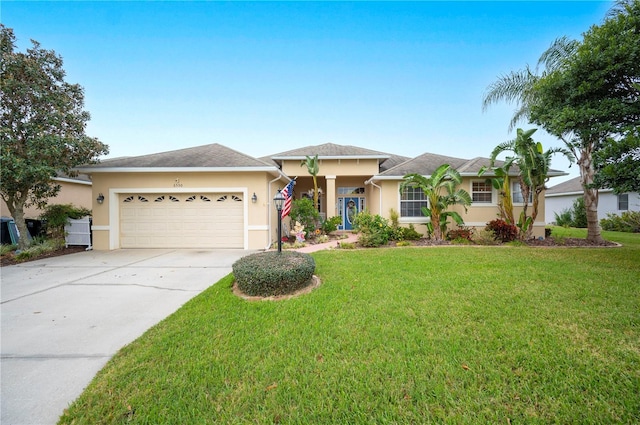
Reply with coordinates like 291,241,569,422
174,178,183,188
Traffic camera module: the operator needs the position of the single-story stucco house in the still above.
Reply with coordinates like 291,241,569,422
77,142,566,250
545,176,640,224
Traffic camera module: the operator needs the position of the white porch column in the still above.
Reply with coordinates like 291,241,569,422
326,175,337,218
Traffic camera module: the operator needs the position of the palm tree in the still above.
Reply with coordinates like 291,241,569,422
301,155,320,211
489,128,574,239
400,164,472,241
482,36,610,242
482,37,578,131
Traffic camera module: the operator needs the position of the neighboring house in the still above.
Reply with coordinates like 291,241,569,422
545,176,640,224
77,143,566,250
0,173,92,219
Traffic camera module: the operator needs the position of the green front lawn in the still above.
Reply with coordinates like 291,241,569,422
60,229,640,424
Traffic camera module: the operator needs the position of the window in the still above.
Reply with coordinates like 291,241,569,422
338,187,365,194
618,193,629,210
471,181,492,203
401,186,428,217
512,182,532,204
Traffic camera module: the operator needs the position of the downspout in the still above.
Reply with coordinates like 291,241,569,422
364,177,383,215
266,170,291,250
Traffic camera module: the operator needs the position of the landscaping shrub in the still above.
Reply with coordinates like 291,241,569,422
321,216,343,234
353,211,391,247
387,210,423,241
39,204,91,241
473,229,500,245
552,198,587,228
600,211,640,233
554,208,573,227
290,199,320,239
14,238,65,261
447,226,474,241
232,251,316,297
486,219,518,242
570,197,588,228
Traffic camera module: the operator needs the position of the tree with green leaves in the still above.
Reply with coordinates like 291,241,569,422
528,0,640,242
487,128,574,239
593,133,640,194
483,1,639,242
479,157,516,225
300,154,320,211
0,25,108,249
400,164,471,241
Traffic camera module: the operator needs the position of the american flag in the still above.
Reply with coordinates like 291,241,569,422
281,180,295,218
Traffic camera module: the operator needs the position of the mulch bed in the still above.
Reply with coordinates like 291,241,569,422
381,237,618,248
1,236,619,268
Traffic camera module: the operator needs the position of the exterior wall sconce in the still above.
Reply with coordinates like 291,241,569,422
96,193,105,204
252,192,257,203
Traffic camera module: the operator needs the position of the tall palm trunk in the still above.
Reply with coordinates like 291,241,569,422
578,145,604,243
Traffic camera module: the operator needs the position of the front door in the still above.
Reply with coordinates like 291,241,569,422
340,196,364,230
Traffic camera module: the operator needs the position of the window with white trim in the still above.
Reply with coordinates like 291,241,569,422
401,186,428,217
471,181,493,204
511,181,532,204
618,193,629,210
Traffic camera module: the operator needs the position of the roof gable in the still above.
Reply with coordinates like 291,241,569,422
83,143,274,169
546,177,584,195
377,152,470,177
270,143,391,160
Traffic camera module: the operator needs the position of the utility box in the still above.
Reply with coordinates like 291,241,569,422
65,217,92,250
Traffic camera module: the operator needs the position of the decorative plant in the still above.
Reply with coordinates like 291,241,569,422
290,198,320,239
301,154,320,211
400,164,471,241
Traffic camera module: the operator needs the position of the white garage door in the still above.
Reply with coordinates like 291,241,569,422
120,193,244,248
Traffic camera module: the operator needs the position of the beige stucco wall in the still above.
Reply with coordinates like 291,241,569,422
90,171,286,250
374,177,547,239
0,180,92,219
281,158,380,177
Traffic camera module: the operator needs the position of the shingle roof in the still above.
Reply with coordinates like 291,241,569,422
81,143,275,169
269,143,391,160
546,177,584,195
377,152,471,177
375,153,565,179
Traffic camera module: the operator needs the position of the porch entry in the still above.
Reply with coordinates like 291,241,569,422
338,196,365,230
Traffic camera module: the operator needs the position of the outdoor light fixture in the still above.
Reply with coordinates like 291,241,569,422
273,189,285,253
96,193,105,204
252,192,257,203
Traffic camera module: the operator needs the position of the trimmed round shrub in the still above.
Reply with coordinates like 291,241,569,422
232,251,316,297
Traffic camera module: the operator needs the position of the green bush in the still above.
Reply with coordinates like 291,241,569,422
232,251,316,297
321,216,343,234
1,244,17,256
353,211,391,247
554,208,573,227
600,211,640,233
290,198,320,239
571,197,588,228
39,204,91,240
14,238,65,261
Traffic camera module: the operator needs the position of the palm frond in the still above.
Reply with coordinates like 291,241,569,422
537,36,579,72
482,67,537,112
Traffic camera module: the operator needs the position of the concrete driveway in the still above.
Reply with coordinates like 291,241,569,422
1,248,251,425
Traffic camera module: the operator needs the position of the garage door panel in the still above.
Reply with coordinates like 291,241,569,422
120,193,244,248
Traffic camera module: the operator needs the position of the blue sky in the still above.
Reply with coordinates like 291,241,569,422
3,1,612,183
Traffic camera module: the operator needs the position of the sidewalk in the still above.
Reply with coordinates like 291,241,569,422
293,232,359,253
